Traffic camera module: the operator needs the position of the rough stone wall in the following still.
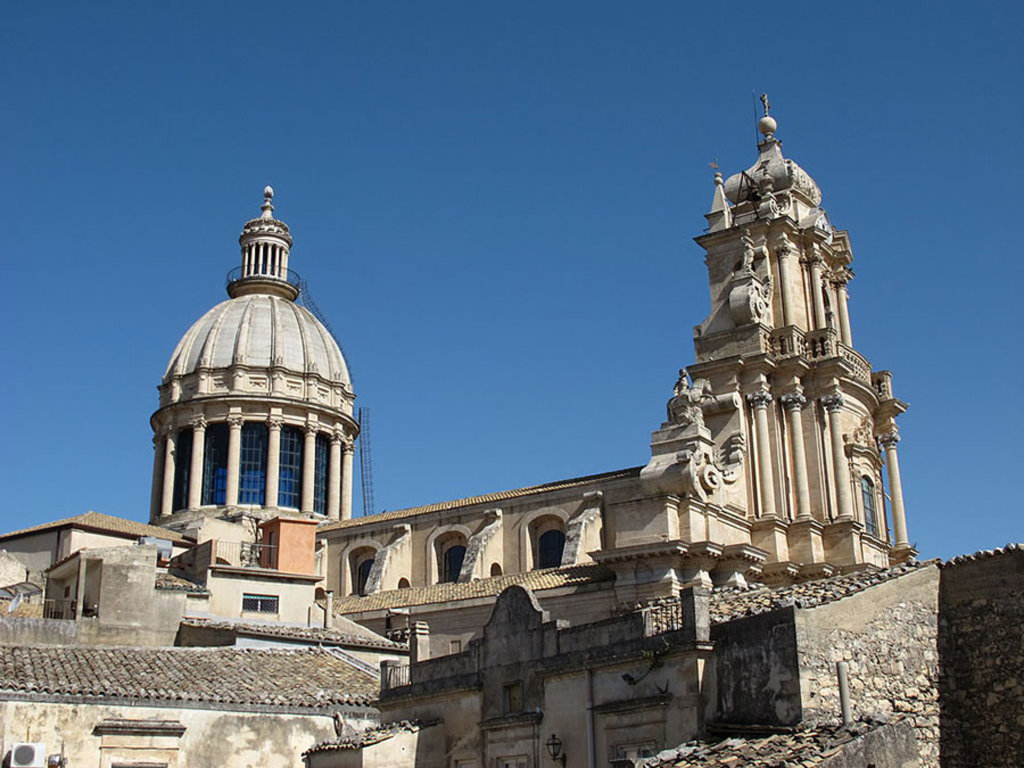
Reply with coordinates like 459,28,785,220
794,566,940,767
938,546,1024,768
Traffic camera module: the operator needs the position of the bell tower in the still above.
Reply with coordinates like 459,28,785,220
642,97,913,581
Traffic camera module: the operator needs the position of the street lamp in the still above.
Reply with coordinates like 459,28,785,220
545,733,567,767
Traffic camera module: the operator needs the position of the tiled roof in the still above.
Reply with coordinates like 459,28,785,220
305,719,437,755
942,542,1021,567
319,467,641,532
0,512,191,545
0,645,376,709
335,562,615,614
180,617,406,650
642,720,895,767
155,572,209,595
710,562,928,624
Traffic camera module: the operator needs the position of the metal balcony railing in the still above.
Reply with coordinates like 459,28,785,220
380,661,410,692
641,599,686,636
213,541,279,570
43,599,77,620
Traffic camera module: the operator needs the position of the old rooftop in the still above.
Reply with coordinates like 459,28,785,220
0,511,191,545
180,617,406,650
304,719,437,755
0,644,377,710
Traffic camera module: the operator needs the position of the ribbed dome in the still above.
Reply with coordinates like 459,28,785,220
164,294,350,387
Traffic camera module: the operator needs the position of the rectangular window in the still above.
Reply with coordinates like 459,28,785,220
502,681,523,714
202,423,229,506
241,593,279,613
172,429,192,511
313,433,330,515
449,639,462,655
238,422,268,505
278,426,303,508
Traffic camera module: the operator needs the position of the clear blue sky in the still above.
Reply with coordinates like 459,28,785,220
1,2,1020,561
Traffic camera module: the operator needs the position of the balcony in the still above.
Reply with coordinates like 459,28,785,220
212,541,279,571
380,661,410,692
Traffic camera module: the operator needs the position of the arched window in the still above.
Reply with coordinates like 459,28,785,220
202,423,229,505
397,577,411,589
238,422,267,505
356,558,374,596
861,476,878,537
537,529,565,569
172,429,192,511
278,426,303,508
313,433,330,515
442,545,466,583
490,562,503,577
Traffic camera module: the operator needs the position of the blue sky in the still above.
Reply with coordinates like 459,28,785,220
1,2,1020,560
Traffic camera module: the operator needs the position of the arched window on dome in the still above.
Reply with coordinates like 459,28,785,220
861,476,878,538
202,423,229,506
442,545,466,584
172,429,192,512
278,426,303,508
313,434,330,515
537,529,566,570
238,422,268,505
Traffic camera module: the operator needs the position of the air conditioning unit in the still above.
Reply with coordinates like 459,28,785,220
10,743,46,768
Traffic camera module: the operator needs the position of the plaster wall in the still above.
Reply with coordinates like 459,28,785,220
205,570,317,623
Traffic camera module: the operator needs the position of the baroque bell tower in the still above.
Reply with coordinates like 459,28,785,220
641,97,913,582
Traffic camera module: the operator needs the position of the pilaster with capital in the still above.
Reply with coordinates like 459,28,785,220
746,390,777,519
300,423,318,514
878,432,909,547
773,233,797,326
187,416,207,510
160,429,177,517
150,433,165,521
340,437,355,520
265,417,283,509
833,272,853,346
804,249,827,330
780,393,812,520
225,416,244,507
327,432,342,520
821,394,854,520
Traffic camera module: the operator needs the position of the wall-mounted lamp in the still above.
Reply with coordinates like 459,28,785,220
545,733,567,767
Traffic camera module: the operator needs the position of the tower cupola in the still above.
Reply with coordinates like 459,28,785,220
229,186,299,301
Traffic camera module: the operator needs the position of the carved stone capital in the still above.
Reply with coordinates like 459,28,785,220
227,415,245,429
746,391,773,409
266,416,283,431
877,432,900,450
342,437,356,454
190,415,207,431
820,393,845,412
779,393,807,411
304,423,320,437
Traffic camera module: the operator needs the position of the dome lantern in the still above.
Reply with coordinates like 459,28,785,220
229,186,300,301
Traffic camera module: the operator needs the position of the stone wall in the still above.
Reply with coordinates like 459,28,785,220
794,565,940,767
938,545,1023,767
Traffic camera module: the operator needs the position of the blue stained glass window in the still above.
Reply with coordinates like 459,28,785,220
313,434,330,515
537,529,565,569
238,422,267,505
278,426,303,508
202,423,229,506
861,476,878,537
172,429,192,512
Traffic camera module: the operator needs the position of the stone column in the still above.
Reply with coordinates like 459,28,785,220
265,418,282,509
327,432,342,520
807,254,827,330
187,416,207,510
341,438,355,520
780,393,812,520
160,430,176,517
301,425,318,513
775,238,796,326
225,416,244,507
836,279,853,346
821,394,854,520
879,432,909,547
746,391,777,519
150,435,164,521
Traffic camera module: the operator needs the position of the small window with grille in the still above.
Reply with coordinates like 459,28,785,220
242,593,279,614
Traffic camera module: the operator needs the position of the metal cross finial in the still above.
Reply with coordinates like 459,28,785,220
760,93,771,117
709,158,719,171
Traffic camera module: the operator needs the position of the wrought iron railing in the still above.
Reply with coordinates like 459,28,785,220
43,599,76,620
380,661,410,691
213,541,278,570
641,599,686,636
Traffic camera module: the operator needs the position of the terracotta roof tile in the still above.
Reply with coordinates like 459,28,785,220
155,572,209,594
0,645,376,708
334,562,614,614
180,617,405,650
305,719,437,755
319,468,641,532
0,512,190,545
709,562,929,624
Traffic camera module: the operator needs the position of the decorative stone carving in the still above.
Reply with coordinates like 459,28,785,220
779,393,806,411
189,415,207,430
728,237,773,325
266,416,283,431
877,431,900,450
820,393,845,412
747,390,773,409
227,415,245,428
667,369,712,428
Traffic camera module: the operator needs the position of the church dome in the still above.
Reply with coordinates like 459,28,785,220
163,295,350,389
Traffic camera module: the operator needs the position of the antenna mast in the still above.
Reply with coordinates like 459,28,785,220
358,407,376,517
